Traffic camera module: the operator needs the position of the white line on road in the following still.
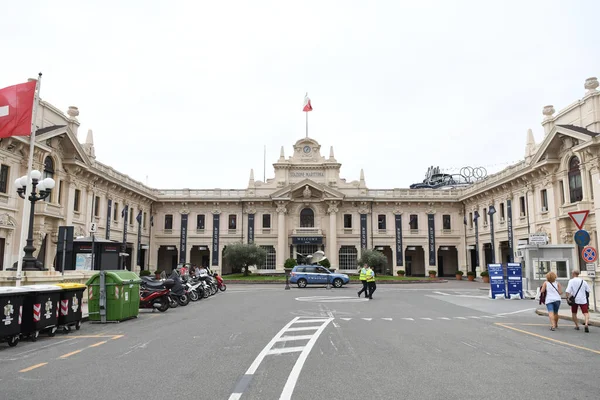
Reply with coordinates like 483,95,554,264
279,318,333,400
420,318,433,321
277,335,314,342
438,317,451,320
286,326,320,332
382,318,393,321
340,318,352,321
402,318,414,321
245,318,300,375
461,341,477,349
362,318,372,321
454,317,467,320
433,291,451,296
293,319,331,324
468,316,480,319
495,308,536,316
267,347,305,355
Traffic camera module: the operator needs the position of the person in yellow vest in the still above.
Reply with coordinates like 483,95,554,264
366,266,376,300
357,264,369,298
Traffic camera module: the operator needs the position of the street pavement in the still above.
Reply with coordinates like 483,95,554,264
1,281,599,400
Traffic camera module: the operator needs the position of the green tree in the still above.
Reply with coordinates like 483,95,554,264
357,249,388,271
284,258,298,269
223,243,267,276
318,259,331,269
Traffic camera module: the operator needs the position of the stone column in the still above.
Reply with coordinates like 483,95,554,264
85,186,94,231
580,162,591,202
276,201,287,270
327,201,339,270
458,210,467,273
65,180,77,226
545,178,558,244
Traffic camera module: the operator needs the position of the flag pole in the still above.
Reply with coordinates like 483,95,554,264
305,111,308,138
15,73,42,287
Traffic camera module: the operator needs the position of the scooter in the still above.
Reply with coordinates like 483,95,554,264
214,273,226,292
139,278,174,312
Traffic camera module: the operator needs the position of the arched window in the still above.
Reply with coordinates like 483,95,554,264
43,156,54,180
300,208,314,227
568,156,583,203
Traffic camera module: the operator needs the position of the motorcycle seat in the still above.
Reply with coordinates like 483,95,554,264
141,278,175,289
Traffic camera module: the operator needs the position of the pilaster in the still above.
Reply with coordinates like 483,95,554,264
327,201,338,270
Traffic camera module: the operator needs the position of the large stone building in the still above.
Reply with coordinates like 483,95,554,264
0,76,599,285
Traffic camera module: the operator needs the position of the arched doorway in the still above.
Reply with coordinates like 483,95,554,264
300,208,315,227
157,245,178,272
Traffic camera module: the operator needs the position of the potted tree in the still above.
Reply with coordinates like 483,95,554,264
154,270,162,280
455,270,464,280
481,270,490,283
428,270,437,279
397,270,406,277
466,271,476,281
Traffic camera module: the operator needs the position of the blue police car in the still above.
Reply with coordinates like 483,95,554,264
289,265,350,288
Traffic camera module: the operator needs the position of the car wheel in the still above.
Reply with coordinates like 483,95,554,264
297,278,307,288
332,278,343,288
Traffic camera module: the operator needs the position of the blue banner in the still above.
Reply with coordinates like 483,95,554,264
507,200,514,263
212,214,220,266
248,213,255,244
179,213,188,263
428,214,436,266
506,262,523,299
395,214,403,266
106,199,112,240
360,214,367,250
488,263,506,299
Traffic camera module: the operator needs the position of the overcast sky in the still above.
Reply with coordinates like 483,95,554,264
3,0,599,190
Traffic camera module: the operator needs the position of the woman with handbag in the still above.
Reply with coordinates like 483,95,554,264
540,271,563,331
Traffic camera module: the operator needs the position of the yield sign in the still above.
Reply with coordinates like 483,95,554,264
568,210,589,230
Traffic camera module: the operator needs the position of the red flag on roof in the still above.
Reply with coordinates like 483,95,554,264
302,93,312,112
0,80,37,138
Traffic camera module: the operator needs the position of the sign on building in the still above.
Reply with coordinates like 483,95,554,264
528,233,548,245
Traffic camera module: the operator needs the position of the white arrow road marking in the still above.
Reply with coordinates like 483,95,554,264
0,106,8,117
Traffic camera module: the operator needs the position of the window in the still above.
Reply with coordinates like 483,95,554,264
536,260,569,279
129,209,134,225
114,203,119,221
300,208,315,227
443,215,451,230
409,214,418,230
378,214,386,230
519,197,526,217
343,214,352,229
541,189,548,211
262,214,271,229
568,156,583,202
164,214,173,230
94,196,100,217
338,245,358,270
197,214,205,230
590,172,594,200
0,164,9,193
468,212,473,228
499,203,505,220
483,208,488,225
229,214,237,230
260,245,276,269
58,181,63,205
74,189,80,212
143,212,147,229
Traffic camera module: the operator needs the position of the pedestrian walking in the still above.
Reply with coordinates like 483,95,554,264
566,270,591,333
358,264,369,298
366,266,376,300
540,271,562,331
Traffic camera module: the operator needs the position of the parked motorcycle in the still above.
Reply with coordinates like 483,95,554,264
139,277,174,312
169,269,190,306
214,273,226,292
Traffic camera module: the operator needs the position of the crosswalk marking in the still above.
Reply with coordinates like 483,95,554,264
382,318,393,321
362,318,372,321
438,317,451,320
402,318,415,321
454,317,467,320
420,318,433,321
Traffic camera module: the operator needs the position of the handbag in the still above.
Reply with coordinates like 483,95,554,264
539,288,546,305
567,281,584,306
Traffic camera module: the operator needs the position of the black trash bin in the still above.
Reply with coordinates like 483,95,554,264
0,287,29,347
20,285,62,341
55,283,86,331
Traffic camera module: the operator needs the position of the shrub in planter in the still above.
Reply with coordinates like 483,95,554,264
466,271,476,281
139,270,151,277
481,270,490,283
284,258,297,271
455,270,464,280
154,270,163,279
397,270,406,276
428,270,437,278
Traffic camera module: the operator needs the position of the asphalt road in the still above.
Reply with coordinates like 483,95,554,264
1,281,598,400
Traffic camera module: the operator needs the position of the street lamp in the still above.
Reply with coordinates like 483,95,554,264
15,170,55,270
488,205,497,264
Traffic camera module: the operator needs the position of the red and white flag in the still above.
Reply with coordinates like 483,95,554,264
0,80,37,139
302,93,313,112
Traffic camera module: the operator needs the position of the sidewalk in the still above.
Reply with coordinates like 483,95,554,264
536,304,600,327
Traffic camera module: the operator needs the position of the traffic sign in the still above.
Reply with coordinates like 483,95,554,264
588,271,596,277
568,210,589,230
582,246,598,263
529,233,548,245
574,230,591,247
90,222,97,233
586,263,596,272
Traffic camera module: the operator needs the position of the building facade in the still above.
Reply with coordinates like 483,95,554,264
0,76,599,285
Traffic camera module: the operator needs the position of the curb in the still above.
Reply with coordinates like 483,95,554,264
225,280,449,285
535,309,600,327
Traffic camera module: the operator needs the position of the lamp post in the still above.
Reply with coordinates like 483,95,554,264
488,205,497,264
15,170,55,270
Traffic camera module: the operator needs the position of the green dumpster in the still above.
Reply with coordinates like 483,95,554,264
86,271,141,322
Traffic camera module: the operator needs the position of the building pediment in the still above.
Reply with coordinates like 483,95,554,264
531,125,597,164
270,179,344,200
37,125,90,166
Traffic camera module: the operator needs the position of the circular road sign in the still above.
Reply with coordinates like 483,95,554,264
574,230,591,247
582,246,598,263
